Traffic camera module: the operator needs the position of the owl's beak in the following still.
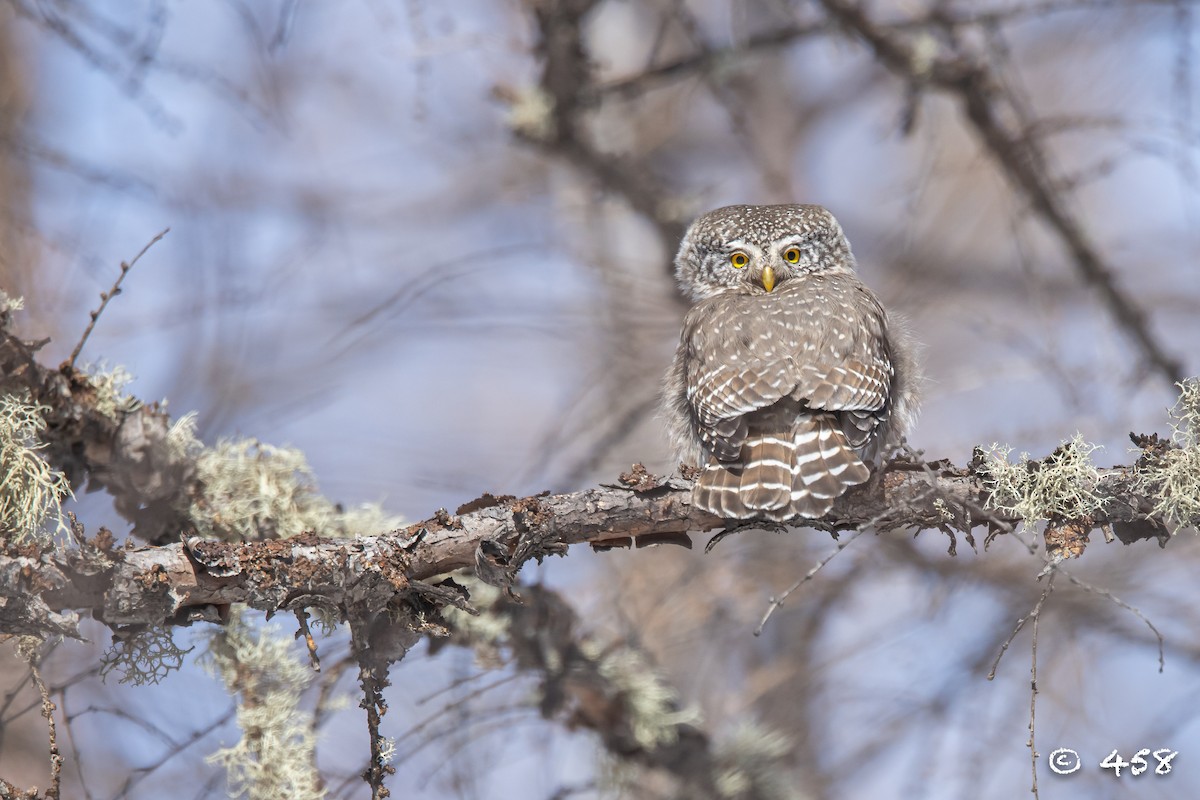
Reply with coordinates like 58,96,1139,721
760,266,776,293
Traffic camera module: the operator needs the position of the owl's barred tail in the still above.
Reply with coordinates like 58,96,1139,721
693,414,871,520
786,415,872,517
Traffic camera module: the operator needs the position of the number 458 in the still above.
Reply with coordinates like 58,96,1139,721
1100,749,1178,777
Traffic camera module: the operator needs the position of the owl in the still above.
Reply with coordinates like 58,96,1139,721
662,204,919,520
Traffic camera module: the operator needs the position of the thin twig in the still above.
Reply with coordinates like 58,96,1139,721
396,673,522,746
414,665,514,707
522,2,687,271
384,706,529,773
1027,572,1056,799
1013,524,1166,671
0,663,34,753
1062,573,1166,672
987,572,1056,681
105,709,233,800
312,653,356,730
29,658,63,800
754,529,865,636
590,22,827,102
56,687,97,800
984,570,1057,797
68,228,169,368
752,445,950,636
294,608,321,673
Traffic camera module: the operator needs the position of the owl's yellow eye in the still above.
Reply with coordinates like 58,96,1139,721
783,247,801,264
730,252,749,269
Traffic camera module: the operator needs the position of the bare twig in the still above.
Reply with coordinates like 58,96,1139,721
984,570,1056,797
753,529,865,636
987,573,1056,681
294,608,321,673
103,708,232,800
0,662,33,754
56,686,96,800
29,657,63,800
414,668,515,708
396,674,521,747
67,228,169,368
313,654,356,731
590,22,827,102
519,0,687,267
4,0,182,131
1027,572,1056,799
1061,573,1165,672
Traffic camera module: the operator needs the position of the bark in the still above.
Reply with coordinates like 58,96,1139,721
0,455,1168,639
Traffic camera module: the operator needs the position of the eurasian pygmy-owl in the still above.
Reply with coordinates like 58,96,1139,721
663,204,919,520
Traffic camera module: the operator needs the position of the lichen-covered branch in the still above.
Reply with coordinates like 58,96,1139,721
0,300,397,549
1,298,200,544
0,447,1182,640
441,579,802,800
3,293,1195,646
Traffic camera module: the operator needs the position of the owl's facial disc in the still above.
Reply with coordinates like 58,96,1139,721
760,265,776,293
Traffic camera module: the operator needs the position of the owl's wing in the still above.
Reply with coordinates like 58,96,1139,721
796,358,892,412
686,358,797,459
683,279,894,457
796,357,893,451
790,280,895,452
682,298,801,458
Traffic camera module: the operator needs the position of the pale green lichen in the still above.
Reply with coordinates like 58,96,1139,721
579,637,701,750
446,576,700,749
0,394,72,543
375,737,396,766
601,719,805,800
203,612,323,800
440,580,507,667
1132,379,1200,529
714,721,806,800
83,361,141,416
168,418,400,541
932,497,954,523
506,86,555,141
15,634,46,663
168,411,201,461
981,434,1104,524
0,291,23,313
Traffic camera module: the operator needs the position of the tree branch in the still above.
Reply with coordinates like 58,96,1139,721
509,0,689,267
1,307,198,545
0,454,1172,638
815,0,1185,384
439,579,792,800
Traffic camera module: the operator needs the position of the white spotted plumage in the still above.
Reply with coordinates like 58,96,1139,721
662,204,920,520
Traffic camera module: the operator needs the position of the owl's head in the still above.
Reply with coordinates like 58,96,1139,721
673,204,857,301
